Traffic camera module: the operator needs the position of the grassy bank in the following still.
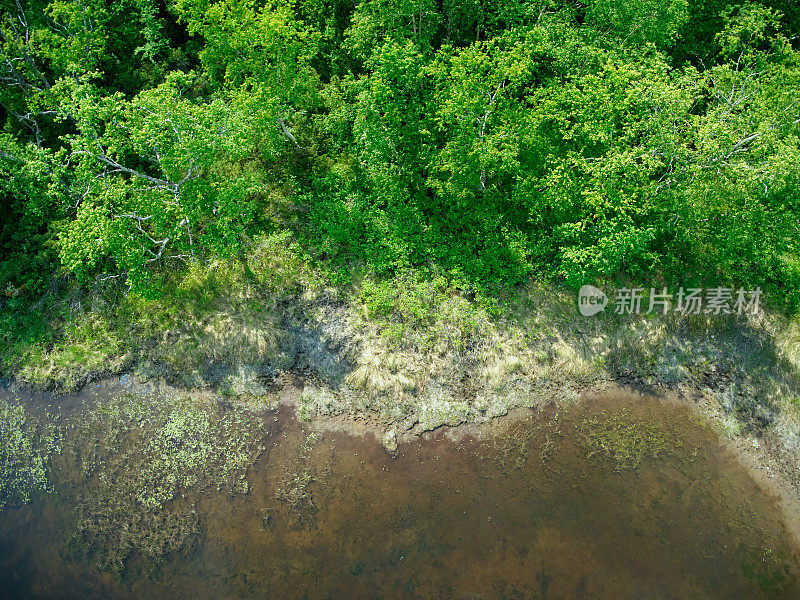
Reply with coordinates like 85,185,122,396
2,235,800,489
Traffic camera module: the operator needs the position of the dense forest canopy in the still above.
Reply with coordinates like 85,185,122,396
1,0,799,307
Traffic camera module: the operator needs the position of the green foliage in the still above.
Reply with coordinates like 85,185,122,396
583,0,689,49
358,269,488,352
2,0,800,338
0,136,63,294
246,230,313,298
52,70,271,289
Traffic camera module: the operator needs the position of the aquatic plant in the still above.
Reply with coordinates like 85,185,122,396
274,468,316,516
577,409,683,472
742,546,797,597
273,432,319,526
67,392,265,574
0,400,60,509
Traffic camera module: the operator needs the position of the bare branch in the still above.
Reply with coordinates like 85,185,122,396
0,148,23,163
278,114,309,153
74,149,178,191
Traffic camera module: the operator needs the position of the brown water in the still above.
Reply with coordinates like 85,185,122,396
1,387,799,599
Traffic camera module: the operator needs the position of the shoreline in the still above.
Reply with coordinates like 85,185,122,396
3,369,799,547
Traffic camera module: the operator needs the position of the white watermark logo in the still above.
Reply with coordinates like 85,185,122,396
578,286,762,316
578,285,608,316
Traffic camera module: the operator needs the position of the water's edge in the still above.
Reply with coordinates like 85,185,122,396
2,376,800,599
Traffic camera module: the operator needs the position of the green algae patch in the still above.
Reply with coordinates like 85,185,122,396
577,408,684,472
63,392,266,575
0,399,61,510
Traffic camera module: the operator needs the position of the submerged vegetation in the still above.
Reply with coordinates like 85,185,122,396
0,399,60,509
273,431,319,525
62,392,265,574
2,388,799,598
577,408,684,471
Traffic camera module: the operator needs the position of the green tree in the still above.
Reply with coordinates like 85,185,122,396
57,72,262,288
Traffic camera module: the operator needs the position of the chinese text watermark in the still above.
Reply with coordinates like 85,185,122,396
578,285,761,317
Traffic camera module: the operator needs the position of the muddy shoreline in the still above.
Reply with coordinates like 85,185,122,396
3,370,800,549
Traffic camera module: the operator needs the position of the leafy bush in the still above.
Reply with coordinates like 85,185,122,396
2,0,799,372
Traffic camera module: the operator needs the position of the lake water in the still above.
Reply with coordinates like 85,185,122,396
1,386,798,599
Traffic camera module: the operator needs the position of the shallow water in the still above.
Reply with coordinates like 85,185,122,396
1,387,798,599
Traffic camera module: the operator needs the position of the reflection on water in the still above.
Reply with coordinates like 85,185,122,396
1,391,798,599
